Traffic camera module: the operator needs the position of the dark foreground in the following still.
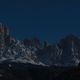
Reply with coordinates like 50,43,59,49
0,62,80,80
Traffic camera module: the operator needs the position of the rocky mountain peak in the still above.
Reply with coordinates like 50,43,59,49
0,23,9,35
65,34,79,42
0,23,10,46
58,34,80,48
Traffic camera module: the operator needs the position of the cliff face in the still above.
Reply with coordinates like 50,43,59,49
0,23,10,57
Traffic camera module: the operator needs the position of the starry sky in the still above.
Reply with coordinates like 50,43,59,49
0,0,80,43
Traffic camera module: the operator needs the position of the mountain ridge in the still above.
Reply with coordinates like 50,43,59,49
0,23,80,67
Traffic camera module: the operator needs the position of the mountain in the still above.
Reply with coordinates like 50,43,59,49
0,23,80,67
58,34,80,66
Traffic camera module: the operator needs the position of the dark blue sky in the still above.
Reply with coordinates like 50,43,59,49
0,0,80,43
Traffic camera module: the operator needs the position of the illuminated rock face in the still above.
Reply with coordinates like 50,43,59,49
0,23,10,57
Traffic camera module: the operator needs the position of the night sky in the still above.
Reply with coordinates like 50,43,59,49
0,0,80,43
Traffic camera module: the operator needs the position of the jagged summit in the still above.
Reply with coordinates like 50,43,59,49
23,37,41,48
58,34,80,48
0,23,10,41
61,34,79,41
64,34,79,41
0,23,9,34
0,23,10,46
